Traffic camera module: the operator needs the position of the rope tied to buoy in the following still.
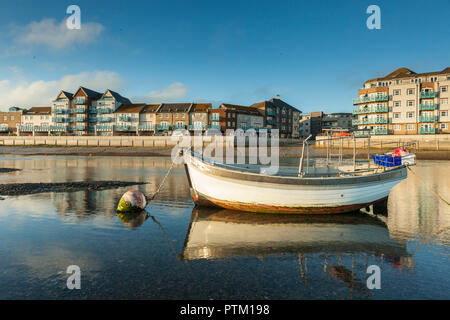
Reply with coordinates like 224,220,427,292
148,160,176,201
406,166,450,206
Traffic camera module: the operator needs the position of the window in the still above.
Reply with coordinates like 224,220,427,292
3,116,6,121
407,124,415,130
165,113,169,118
441,111,448,117
406,112,414,118
10,116,14,120
407,89,414,95
441,86,448,93
393,125,401,131
182,113,185,118
407,101,414,107
175,113,178,118
439,123,448,129
441,98,448,105
227,122,231,127
394,113,400,119
394,101,401,107
393,90,401,96
159,114,162,118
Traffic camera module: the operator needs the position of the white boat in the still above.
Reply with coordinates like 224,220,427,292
182,148,408,214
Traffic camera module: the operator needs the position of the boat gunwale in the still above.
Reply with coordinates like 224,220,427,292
185,151,407,186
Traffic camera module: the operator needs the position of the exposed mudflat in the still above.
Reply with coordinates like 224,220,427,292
0,168,22,173
0,181,148,196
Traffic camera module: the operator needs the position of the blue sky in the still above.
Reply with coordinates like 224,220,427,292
0,0,449,112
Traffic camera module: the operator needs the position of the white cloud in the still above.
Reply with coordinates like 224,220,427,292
12,18,104,50
0,70,123,110
142,82,188,103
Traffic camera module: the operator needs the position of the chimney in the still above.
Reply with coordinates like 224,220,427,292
276,94,280,99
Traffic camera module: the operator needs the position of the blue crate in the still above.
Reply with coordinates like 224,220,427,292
372,154,401,167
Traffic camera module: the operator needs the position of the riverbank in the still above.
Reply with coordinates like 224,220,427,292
1,145,449,160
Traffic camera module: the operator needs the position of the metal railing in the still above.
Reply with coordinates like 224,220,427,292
352,95,389,105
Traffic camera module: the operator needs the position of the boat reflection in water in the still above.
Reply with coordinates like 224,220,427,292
181,207,414,293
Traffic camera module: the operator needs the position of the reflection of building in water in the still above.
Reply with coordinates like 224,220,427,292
388,162,450,241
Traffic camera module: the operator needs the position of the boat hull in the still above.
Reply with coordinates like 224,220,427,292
184,153,407,214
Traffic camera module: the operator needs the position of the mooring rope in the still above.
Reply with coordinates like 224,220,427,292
406,166,450,206
148,161,176,201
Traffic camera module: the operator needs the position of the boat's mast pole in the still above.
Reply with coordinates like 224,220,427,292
367,133,371,170
298,134,312,177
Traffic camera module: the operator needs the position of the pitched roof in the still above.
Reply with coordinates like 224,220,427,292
220,104,264,115
191,103,212,112
77,87,103,100
365,67,450,84
158,103,193,113
102,89,132,104
23,107,52,115
114,103,146,113
268,98,301,112
141,104,161,113
61,91,73,100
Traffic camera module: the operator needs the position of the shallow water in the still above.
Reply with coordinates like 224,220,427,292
0,155,448,299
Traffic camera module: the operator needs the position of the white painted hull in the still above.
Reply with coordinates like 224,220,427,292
184,152,407,214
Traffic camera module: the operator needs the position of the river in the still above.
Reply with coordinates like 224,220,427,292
0,155,448,299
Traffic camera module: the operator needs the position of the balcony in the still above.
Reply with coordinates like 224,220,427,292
420,91,437,99
173,123,186,129
35,125,52,132
75,117,86,122
419,104,437,111
352,95,389,105
118,115,131,122
53,108,67,114
353,118,388,125
98,117,113,123
209,115,220,121
50,125,67,132
157,124,171,130
188,124,206,130
96,125,113,131
88,117,97,122
419,127,436,134
54,117,69,123
138,124,155,131
116,125,134,131
97,108,112,114
372,128,388,135
73,98,86,105
88,108,97,114
352,105,389,114
0,125,9,132
266,119,276,125
419,115,436,122
73,107,86,113
74,125,86,130
208,125,221,130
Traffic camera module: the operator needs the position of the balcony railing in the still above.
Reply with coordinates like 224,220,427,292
157,124,171,130
54,117,69,123
173,123,186,129
96,125,113,131
372,128,388,135
73,98,86,105
208,125,221,130
50,125,67,132
138,124,155,131
353,118,388,125
352,95,389,105
420,91,437,99
88,117,97,122
74,107,86,113
98,117,113,122
116,125,133,131
266,110,276,116
74,125,86,130
352,105,389,114
118,115,131,122
97,108,112,114
209,115,220,121
266,119,275,125
0,125,9,132
419,127,436,134
188,124,206,130
88,108,97,114
419,104,437,111
53,108,67,114
419,115,436,122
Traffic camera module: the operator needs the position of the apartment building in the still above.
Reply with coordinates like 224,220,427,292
218,104,264,132
353,67,450,135
113,103,146,135
71,87,103,135
138,104,160,135
156,103,193,133
189,104,212,131
0,108,23,135
96,89,132,134
251,95,301,138
19,107,52,136
299,112,355,139
52,91,73,133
